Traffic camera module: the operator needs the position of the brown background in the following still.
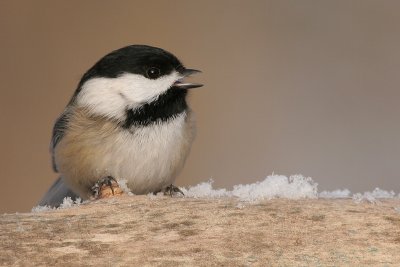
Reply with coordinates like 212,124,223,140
1,0,399,213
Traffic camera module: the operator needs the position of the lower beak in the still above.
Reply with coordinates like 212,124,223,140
173,68,203,90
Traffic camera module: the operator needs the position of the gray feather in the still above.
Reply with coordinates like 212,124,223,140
50,112,70,172
38,176,80,208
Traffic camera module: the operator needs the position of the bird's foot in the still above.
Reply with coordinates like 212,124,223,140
163,184,185,197
91,176,123,199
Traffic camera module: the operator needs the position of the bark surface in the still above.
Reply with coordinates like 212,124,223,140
1,196,399,266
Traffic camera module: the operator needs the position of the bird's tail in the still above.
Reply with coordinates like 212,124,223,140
38,176,80,208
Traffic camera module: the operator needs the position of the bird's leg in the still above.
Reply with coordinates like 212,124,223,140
91,176,123,199
163,184,185,197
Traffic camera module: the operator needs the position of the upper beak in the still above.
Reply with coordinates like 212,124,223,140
173,68,203,89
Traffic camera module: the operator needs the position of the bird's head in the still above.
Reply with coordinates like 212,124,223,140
74,45,202,122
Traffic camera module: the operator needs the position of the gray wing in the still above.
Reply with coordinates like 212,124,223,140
38,176,80,208
39,111,80,208
51,111,70,172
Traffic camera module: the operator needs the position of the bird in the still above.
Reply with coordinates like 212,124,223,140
38,45,203,207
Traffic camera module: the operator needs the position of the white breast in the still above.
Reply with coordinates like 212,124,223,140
96,112,192,194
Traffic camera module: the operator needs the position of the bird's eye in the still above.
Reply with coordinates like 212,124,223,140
146,67,161,79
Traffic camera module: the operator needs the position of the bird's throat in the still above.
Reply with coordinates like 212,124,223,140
122,89,188,128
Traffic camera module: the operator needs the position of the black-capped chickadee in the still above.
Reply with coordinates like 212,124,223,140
39,45,202,207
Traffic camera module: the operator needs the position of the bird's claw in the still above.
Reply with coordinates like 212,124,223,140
91,176,120,198
164,184,185,197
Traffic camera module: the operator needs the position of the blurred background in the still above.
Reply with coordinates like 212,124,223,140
1,0,399,212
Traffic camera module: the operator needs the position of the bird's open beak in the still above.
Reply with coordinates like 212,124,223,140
173,68,203,89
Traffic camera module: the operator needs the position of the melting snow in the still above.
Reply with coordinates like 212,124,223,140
181,174,398,204
319,189,351,199
32,174,399,212
352,188,396,203
182,174,318,201
31,197,82,212
118,179,134,196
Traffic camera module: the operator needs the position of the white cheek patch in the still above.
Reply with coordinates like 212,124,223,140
77,71,181,120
